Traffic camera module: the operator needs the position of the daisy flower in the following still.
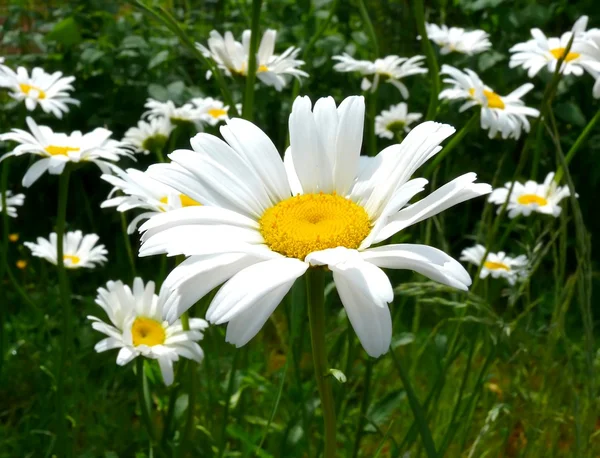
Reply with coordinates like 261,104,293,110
460,244,528,285
88,278,208,386
332,53,427,97
138,95,491,358
0,65,79,118
191,97,242,126
0,117,133,187
101,165,201,233
123,117,174,155
143,99,204,126
24,230,108,269
375,103,422,139
488,172,571,218
0,191,25,218
439,65,540,139
424,23,491,55
197,29,308,91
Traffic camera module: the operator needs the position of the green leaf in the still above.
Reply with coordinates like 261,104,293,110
45,17,81,47
148,50,169,69
80,48,105,64
121,35,148,49
556,102,586,127
148,83,169,101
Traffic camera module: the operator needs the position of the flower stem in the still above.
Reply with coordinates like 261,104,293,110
242,0,262,121
136,358,157,442
352,359,373,458
217,350,240,458
177,312,195,456
119,211,137,280
0,160,10,380
413,0,440,120
55,165,72,458
306,268,336,457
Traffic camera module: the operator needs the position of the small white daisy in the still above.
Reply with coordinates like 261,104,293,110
375,103,422,139
439,65,540,139
0,190,25,218
24,230,108,269
0,117,133,187
101,165,202,233
460,244,528,285
143,99,204,126
488,172,571,218
191,97,242,126
0,65,79,118
197,29,308,91
123,117,174,155
88,278,208,386
424,23,491,55
332,53,427,97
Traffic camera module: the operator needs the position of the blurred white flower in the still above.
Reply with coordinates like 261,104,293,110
439,65,539,140
460,244,528,285
197,29,308,91
0,65,79,118
488,172,571,218
375,103,422,139
88,278,208,386
0,117,133,187
332,53,427,96
0,190,25,218
191,97,242,126
24,230,108,269
123,117,174,155
143,98,205,127
424,23,491,55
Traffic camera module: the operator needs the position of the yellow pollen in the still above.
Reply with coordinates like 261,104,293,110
469,88,505,109
517,194,548,206
63,254,80,266
131,317,166,347
45,145,80,156
550,47,580,62
19,83,46,99
484,261,510,271
16,260,27,270
208,108,227,118
259,193,371,260
9,233,19,242
159,194,202,209
258,64,269,72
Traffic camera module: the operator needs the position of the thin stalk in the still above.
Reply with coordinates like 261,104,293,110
0,161,9,380
351,359,373,458
119,212,136,279
367,92,378,156
178,312,195,456
136,358,157,441
242,0,262,121
356,0,380,56
306,268,336,457
217,351,240,458
413,0,440,120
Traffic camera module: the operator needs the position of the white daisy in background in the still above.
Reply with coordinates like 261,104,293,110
143,99,204,127
488,172,571,218
0,57,10,86
123,117,174,155
0,65,79,118
0,117,133,187
460,244,528,285
24,230,108,269
101,165,202,233
138,95,491,358
375,103,422,139
424,23,491,55
88,278,208,386
439,65,540,139
197,29,308,91
332,53,427,97
191,97,242,126
0,190,25,218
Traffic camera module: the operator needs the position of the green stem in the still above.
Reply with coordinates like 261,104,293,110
119,212,137,280
413,0,440,120
136,358,157,442
306,268,336,457
218,350,240,458
367,92,378,156
242,0,262,121
352,359,373,458
0,161,9,380
356,0,380,57
177,312,195,457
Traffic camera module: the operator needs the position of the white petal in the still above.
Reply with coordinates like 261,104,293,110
22,158,51,188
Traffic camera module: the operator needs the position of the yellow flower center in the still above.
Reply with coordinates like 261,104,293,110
208,108,227,118
484,261,510,271
45,145,80,156
239,63,269,75
258,64,269,72
16,260,27,270
259,193,372,261
131,317,166,347
19,83,46,99
549,47,580,62
159,194,202,209
63,254,81,266
9,233,19,242
517,194,548,206
469,88,505,109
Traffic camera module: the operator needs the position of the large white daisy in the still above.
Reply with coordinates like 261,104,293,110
123,117,174,155
488,172,571,218
24,230,108,269
0,190,25,218
375,103,422,139
138,95,491,358
332,53,427,97
197,29,308,91
0,65,79,118
439,65,540,139
424,23,491,55
0,117,133,187
460,244,528,285
88,278,208,386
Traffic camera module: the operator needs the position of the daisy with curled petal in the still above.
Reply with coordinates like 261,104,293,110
488,172,571,218
123,117,174,155
88,278,208,386
101,165,202,233
143,99,204,127
460,244,528,285
375,103,422,139
197,29,308,91
0,65,79,118
0,117,133,188
424,23,491,55
138,95,491,358
439,65,540,140
0,191,25,218
332,53,427,97
24,230,108,269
